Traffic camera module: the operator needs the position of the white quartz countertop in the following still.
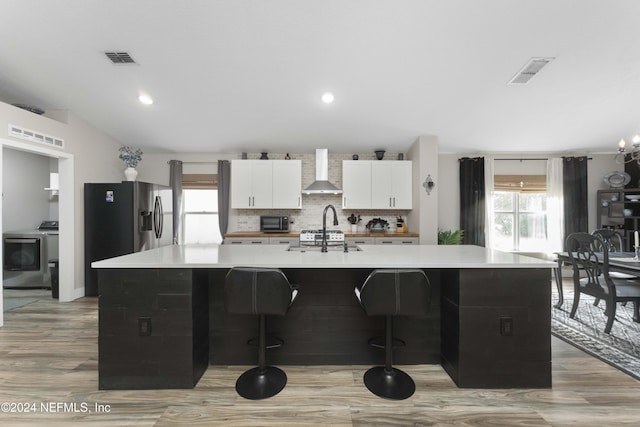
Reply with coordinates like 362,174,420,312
91,244,555,269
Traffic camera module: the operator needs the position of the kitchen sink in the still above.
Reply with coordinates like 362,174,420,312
287,245,362,252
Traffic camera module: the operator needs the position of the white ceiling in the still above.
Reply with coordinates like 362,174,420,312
2,0,640,155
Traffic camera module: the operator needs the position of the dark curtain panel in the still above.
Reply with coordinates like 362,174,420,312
217,160,231,239
562,156,588,246
459,157,486,246
169,160,183,245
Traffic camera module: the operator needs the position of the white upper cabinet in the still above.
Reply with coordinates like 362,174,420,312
231,160,273,208
231,160,301,209
371,161,412,209
272,160,302,208
342,160,372,209
343,160,412,210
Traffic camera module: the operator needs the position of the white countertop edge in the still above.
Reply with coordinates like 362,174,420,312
91,244,556,269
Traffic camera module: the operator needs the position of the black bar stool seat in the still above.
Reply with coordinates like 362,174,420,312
355,269,431,400
224,267,298,400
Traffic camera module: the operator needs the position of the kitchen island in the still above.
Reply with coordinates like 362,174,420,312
93,244,554,390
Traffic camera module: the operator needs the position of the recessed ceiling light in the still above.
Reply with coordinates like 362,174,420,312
138,95,153,105
321,92,334,104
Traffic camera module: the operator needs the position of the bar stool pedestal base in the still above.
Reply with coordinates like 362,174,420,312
236,366,287,400
363,366,415,400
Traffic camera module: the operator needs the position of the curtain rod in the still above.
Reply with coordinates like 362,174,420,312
494,158,548,161
166,161,218,165
494,157,593,161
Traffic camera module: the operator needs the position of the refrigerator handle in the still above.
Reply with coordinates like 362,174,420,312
158,196,164,238
153,196,161,239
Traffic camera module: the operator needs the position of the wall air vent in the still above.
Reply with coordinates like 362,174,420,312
12,103,45,115
508,57,554,85
104,51,137,64
8,124,64,148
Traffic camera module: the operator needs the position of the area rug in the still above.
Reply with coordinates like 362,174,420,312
551,290,640,380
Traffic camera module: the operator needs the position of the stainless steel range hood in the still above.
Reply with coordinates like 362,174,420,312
303,149,342,194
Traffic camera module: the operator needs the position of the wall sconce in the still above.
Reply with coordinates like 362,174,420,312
423,174,435,195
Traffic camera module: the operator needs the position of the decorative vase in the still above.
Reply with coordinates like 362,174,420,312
124,167,138,181
375,150,385,160
351,224,358,233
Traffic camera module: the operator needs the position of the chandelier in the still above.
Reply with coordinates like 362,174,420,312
616,135,640,165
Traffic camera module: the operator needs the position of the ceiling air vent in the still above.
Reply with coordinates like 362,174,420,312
508,57,554,85
8,124,64,148
104,51,136,64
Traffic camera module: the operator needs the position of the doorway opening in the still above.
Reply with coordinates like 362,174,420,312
0,138,74,327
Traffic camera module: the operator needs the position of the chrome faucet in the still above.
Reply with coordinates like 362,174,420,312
321,204,339,252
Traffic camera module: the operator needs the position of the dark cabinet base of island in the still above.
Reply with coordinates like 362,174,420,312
98,269,209,390
97,267,551,390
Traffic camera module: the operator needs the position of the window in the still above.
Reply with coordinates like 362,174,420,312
182,189,222,244
492,173,548,252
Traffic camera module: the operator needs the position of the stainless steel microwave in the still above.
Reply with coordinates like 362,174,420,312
260,216,290,233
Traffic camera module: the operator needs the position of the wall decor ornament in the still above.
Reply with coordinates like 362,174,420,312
423,174,435,195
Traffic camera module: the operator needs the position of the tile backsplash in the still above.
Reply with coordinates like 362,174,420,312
229,151,411,233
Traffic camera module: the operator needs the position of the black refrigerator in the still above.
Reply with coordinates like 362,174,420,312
84,181,173,296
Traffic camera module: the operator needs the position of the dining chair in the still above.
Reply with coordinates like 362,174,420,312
590,229,638,309
591,228,625,252
566,232,640,334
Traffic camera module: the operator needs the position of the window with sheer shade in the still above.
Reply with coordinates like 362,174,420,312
182,174,222,244
492,175,547,251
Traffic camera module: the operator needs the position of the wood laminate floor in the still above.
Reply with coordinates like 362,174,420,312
0,288,639,426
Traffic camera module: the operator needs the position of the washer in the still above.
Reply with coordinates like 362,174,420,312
3,221,59,289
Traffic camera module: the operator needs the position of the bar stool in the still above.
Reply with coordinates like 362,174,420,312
224,267,298,400
355,269,431,400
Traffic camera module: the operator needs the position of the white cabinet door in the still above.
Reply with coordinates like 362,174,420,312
231,160,273,208
391,161,412,209
224,238,269,244
345,237,375,245
231,160,254,208
342,160,372,209
269,237,299,247
371,162,394,208
374,237,418,245
250,161,273,208
272,160,302,208
371,161,412,209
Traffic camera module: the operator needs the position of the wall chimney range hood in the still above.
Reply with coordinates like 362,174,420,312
303,149,342,194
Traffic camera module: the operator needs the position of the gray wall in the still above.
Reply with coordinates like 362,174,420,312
2,148,55,231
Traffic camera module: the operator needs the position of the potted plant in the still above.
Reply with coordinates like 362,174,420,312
347,214,361,233
438,229,464,245
118,146,143,181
